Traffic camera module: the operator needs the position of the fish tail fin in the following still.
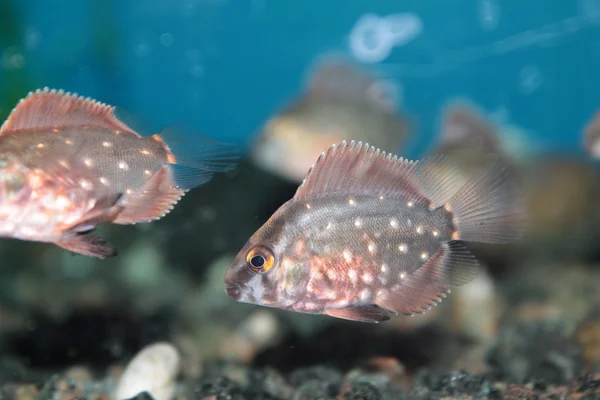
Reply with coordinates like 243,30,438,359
150,122,244,190
415,155,527,244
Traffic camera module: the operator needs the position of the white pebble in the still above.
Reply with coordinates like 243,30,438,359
113,342,180,400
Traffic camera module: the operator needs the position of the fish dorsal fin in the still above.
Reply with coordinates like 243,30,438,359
583,109,600,158
294,140,424,201
306,56,398,112
0,88,137,136
440,100,501,153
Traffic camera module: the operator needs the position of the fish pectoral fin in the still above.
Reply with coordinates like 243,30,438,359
324,305,390,323
65,193,125,232
113,167,184,224
55,231,116,259
377,241,479,316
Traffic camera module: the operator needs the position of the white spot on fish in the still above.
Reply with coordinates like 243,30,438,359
379,195,385,200
140,149,151,155
348,197,356,206
115,130,121,135
59,160,69,168
390,218,398,229
326,269,338,281
420,252,429,260
343,250,353,263
362,273,374,284
306,203,311,209
368,243,376,253
126,188,133,195
83,158,93,167
400,272,406,279
326,222,333,230
52,128,60,133
416,226,423,234
36,143,45,148
407,201,414,207
354,218,363,228
398,243,407,253
103,141,113,147
407,218,413,227
381,263,388,273
432,230,439,237
100,177,109,186
79,179,92,190
118,161,129,170
349,270,358,284
65,140,73,145
144,170,152,176
360,288,371,301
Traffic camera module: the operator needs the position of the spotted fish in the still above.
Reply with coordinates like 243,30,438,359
0,88,239,258
224,140,525,323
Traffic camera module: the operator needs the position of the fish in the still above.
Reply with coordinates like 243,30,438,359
251,55,410,183
224,140,525,323
583,109,600,159
0,88,239,258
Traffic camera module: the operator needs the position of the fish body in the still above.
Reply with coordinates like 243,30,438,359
225,140,525,323
252,55,409,183
0,88,239,258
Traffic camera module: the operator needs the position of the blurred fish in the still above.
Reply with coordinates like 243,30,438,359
583,109,600,158
224,140,525,323
434,99,600,263
0,88,239,258
251,56,410,183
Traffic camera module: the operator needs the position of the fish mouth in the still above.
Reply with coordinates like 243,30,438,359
225,282,246,300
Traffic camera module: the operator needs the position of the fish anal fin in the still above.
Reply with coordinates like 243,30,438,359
0,88,138,136
377,241,479,316
324,305,391,323
113,166,185,224
55,231,116,259
294,140,426,202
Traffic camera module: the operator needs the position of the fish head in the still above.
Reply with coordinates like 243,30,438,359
224,200,312,309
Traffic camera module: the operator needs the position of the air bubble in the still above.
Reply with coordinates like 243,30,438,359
160,33,175,47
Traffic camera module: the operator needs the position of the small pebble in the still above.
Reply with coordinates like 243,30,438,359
113,342,180,400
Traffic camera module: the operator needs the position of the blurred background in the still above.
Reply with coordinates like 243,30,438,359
1,1,600,399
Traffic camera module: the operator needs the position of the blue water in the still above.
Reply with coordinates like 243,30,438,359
2,0,600,158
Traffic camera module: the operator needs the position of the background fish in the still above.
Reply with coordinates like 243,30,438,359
251,55,410,183
583,108,600,159
0,88,239,258
224,140,525,323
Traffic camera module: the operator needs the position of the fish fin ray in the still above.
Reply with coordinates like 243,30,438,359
377,241,478,315
0,88,138,135
411,154,526,243
294,140,426,201
446,160,527,243
307,55,398,112
324,305,390,323
113,167,186,224
150,123,242,190
55,231,117,259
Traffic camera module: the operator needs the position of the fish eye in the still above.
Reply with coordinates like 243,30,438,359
246,246,275,273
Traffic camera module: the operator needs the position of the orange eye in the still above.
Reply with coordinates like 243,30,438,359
246,246,275,273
